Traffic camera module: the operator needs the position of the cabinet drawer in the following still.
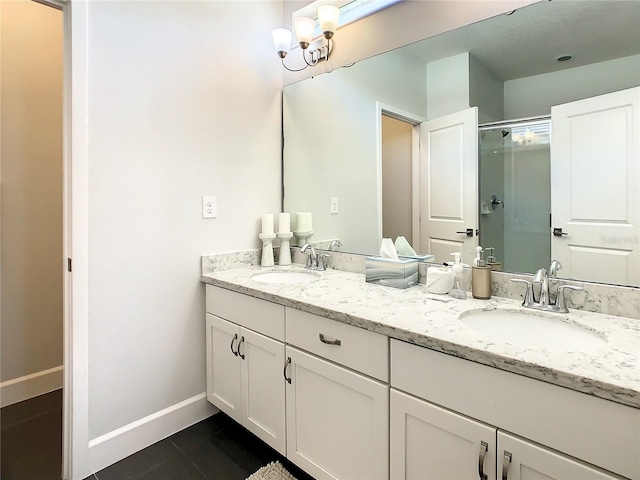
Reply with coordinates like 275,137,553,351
391,339,639,480
286,308,388,382
206,286,285,341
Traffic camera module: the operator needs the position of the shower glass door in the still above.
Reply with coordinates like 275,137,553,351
478,119,551,274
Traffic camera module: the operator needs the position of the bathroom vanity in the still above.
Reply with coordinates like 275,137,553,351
201,264,639,480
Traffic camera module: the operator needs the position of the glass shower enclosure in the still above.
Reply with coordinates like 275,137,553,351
478,117,551,274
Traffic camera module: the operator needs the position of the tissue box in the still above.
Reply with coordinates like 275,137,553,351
365,256,419,289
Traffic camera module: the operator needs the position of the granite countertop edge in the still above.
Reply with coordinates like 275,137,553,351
201,265,640,409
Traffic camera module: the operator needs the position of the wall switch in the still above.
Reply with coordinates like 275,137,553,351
330,197,339,214
202,196,217,218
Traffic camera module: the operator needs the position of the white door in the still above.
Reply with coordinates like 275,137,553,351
498,431,619,480
419,107,479,263
390,389,496,480
240,328,286,456
551,87,639,285
205,314,241,422
285,346,389,480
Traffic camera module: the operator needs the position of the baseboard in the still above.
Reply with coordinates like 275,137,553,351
88,392,218,474
0,365,64,407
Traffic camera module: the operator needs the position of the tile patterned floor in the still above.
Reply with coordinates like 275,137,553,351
1,390,313,480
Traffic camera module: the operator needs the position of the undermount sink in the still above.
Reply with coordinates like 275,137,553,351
459,309,606,352
251,271,321,284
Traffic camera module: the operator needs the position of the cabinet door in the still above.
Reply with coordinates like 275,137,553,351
285,346,389,480
240,328,286,456
391,389,496,480
498,432,620,480
206,314,241,422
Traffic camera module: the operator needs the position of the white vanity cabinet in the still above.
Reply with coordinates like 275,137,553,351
498,432,621,480
205,286,286,455
284,308,389,480
391,339,637,480
390,389,496,480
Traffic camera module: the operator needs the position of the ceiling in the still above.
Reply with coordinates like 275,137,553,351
402,0,640,81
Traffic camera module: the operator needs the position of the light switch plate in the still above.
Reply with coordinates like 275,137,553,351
202,196,217,218
330,197,339,214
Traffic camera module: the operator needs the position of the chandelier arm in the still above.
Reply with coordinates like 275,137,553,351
280,58,308,72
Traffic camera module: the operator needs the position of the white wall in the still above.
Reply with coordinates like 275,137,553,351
469,55,504,124
1,0,64,403
84,0,282,468
504,54,640,119
426,52,470,120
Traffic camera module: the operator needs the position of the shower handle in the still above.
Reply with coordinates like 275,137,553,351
491,195,505,210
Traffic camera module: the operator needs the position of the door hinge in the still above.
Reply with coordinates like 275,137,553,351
67,258,72,272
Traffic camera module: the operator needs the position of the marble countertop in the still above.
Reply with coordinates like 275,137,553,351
201,265,640,409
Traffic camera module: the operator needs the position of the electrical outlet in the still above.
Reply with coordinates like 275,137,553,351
330,197,339,214
202,196,217,218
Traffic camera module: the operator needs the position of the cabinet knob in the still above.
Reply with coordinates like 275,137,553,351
230,333,239,357
319,333,341,346
237,336,245,359
283,357,292,384
502,451,512,480
478,441,488,480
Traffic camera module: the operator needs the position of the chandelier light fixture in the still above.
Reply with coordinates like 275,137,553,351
272,4,340,72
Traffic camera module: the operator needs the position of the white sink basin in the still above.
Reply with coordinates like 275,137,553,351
251,271,321,284
459,309,606,352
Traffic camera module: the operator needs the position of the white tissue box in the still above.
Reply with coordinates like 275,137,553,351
365,256,419,289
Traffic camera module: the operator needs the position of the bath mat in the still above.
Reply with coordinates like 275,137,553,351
246,461,298,480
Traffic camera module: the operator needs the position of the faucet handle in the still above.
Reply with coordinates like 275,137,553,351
317,253,331,271
511,279,535,306
555,284,583,312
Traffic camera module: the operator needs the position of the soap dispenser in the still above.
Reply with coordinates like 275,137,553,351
448,252,466,299
471,247,492,299
486,247,502,271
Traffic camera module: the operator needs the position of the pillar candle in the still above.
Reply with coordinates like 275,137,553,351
278,212,290,233
261,214,274,234
296,212,312,232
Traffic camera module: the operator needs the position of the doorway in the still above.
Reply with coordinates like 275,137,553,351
1,0,65,477
378,104,424,254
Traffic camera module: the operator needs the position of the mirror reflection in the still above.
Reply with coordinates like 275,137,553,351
283,0,640,287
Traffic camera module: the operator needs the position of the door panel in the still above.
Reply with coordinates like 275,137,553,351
420,107,478,263
391,389,496,480
240,328,286,455
285,346,388,480
551,87,639,285
206,314,241,422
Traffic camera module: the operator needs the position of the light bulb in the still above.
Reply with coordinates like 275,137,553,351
272,28,292,58
294,16,316,49
318,5,339,39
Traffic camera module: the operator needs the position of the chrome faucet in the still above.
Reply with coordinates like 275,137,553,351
511,260,582,313
328,239,343,251
301,243,330,271
533,268,550,306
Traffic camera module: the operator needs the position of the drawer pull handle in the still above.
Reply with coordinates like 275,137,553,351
478,441,488,480
319,333,341,346
502,451,512,480
283,357,292,384
237,336,245,359
230,333,239,357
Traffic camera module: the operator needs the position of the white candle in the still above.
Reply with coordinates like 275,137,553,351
261,214,274,234
296,212,312,232
278,212,290,233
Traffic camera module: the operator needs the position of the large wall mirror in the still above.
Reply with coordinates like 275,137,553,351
283,0,640,287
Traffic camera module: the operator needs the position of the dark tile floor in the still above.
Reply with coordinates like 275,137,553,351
1,389,63,480
87,413,314,480
1,389,313,480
